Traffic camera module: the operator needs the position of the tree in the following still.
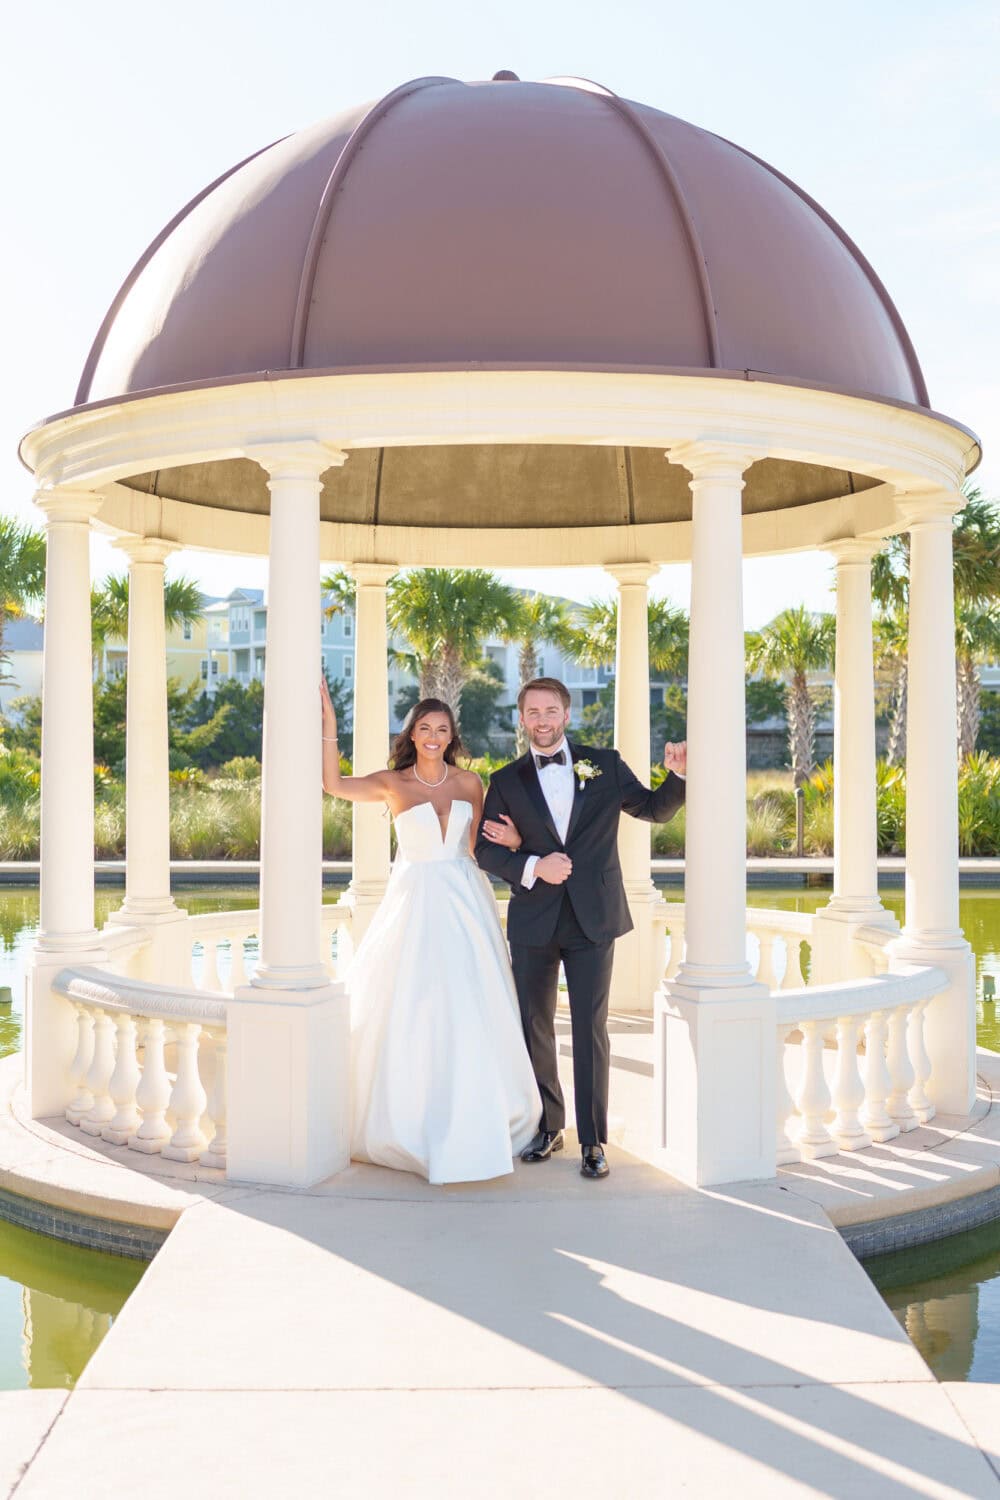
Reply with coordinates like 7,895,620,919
93,673,230,773
508,593,573,753
562,597,689,677
955,603,1000,760
872,610,910,766
0,518,46,681
744,607,835,785
188,678,266,764
91,573,205,673
385,569,522,724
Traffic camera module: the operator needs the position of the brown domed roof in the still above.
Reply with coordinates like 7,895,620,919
76,74,928,410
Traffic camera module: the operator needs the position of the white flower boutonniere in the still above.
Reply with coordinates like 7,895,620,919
574,759,602,790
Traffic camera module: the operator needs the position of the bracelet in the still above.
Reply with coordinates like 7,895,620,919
322,737,339,743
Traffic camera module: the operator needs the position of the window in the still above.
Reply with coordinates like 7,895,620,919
344,656,353,677
211,659,219,676
200,659,208,680
183,621,193,641
344,617,353,638
537,656,545,676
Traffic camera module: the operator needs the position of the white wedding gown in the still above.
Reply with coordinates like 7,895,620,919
348,798,541,1184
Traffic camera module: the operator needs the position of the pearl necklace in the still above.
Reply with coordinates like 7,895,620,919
413,762,449,789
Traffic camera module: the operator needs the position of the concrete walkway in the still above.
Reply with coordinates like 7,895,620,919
4,1042,1000,1496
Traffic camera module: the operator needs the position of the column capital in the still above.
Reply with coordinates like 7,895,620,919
895,489,964,530
33,486,102,525
348,562,398,588
667,441,761,483
605,561,659,587
112,534,180,566
826,537,882,567
245,440,349,483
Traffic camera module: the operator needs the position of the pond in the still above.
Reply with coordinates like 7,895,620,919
0,881,997,1389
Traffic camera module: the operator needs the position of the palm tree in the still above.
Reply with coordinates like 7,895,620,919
745,606,835,785
386,569,522,725
508,593,572,752
562,597,690,676
91,574,205,675
955,602,1000,760
0,518,46,679
873,609,910,766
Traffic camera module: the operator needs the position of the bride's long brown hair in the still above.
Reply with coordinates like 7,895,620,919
389,698,467,772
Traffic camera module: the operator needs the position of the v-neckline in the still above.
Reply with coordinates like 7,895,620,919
397,797,471,845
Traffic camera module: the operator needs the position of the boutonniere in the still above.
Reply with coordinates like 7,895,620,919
574,759,602,790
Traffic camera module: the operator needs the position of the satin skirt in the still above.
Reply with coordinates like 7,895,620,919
347,855,542,1184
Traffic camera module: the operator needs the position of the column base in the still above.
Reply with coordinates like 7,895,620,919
227,981,350,1186
810,901,898,984
336,879,389,964
104,905,190,984
656,976,775,1187
610,881,668,1014
888,929,976,1116
27,936,107,1120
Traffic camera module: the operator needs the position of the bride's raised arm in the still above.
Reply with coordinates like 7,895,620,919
321,677,391,803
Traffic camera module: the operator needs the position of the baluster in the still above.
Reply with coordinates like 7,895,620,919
830,1014,872,1151
794,1020,837,1158
664,916,684,980
782,935,807,989
776,1023,800,1163
200,1033,228,1168
128,1017,172,1153
65,1004,95,1125
80,1008,116,1135
861,1010,900,1143
757,932,779,991
229,936,248,990
102,1013,141,1144
886,1003,919,1131
162,1022,208,1161
907,999,936,1124
201,939,221,991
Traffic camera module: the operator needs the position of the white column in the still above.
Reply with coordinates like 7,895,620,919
655,444,774,1187
811,540,896,982
227,442,352,1186
338,563,395,956
605,563,666,1014
889,492,975,1115
28,489,106,1117
112,537,180,927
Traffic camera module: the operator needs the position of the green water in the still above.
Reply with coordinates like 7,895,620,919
0,882,997,1389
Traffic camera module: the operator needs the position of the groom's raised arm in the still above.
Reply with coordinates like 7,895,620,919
616,754,686,825
475,776,532,886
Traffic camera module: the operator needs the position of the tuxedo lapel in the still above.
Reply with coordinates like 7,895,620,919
564,741,589,846
516,752,562,847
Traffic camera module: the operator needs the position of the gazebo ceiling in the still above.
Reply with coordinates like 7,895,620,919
49,73,948,525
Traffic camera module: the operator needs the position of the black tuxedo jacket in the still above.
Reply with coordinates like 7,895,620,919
475,741,685,946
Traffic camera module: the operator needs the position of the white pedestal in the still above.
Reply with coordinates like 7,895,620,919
27,940,107,1119
611,882,668,1014
888,933,976,1116
656,978,776,1186
227,981,351,1187
809,903,898,985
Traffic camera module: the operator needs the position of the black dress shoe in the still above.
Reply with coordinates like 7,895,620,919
521,1129,564,1163
580,1145,609,1179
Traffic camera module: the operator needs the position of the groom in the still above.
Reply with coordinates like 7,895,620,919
475,677,686,1179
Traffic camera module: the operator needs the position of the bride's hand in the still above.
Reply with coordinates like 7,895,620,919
483,814,522,850
320,676,338,744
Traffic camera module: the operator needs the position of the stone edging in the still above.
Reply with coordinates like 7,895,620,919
842,1179,1000,1260
0,1184,166,1261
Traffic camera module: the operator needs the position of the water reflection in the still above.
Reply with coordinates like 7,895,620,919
0,1218,144,1389
866,1219,1000,1382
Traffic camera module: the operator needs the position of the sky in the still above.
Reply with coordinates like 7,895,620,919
2,0,997,626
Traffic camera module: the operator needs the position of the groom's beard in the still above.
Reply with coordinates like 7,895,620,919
526,727,567,752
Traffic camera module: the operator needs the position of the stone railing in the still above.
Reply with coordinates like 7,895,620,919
188,903,352,991
661,902,811,989
774,944,946,1164
53,967,228,1170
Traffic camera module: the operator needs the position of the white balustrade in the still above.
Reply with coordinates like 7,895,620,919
886,1003,919,1131
188,901,352,992
907,999,935,1124
775,1022,800,1164
830,1014,872,1152
52,968,227,1170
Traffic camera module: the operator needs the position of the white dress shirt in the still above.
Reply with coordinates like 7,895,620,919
521,740,575,889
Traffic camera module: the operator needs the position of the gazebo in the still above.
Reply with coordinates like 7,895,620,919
19,73,979,1189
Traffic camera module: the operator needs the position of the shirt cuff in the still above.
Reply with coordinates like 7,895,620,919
521,854,539,889
671,771,686,780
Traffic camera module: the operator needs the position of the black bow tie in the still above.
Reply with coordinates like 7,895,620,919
536,750,566,769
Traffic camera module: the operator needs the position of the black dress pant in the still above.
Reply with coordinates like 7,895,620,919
510,893,615,1146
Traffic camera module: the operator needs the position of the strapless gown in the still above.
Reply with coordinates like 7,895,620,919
348,798,542,1183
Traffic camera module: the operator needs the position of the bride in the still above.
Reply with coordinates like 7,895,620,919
321,680,541,1184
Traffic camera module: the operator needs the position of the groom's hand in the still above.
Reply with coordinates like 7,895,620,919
663,740,687,776
536,853,573,885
